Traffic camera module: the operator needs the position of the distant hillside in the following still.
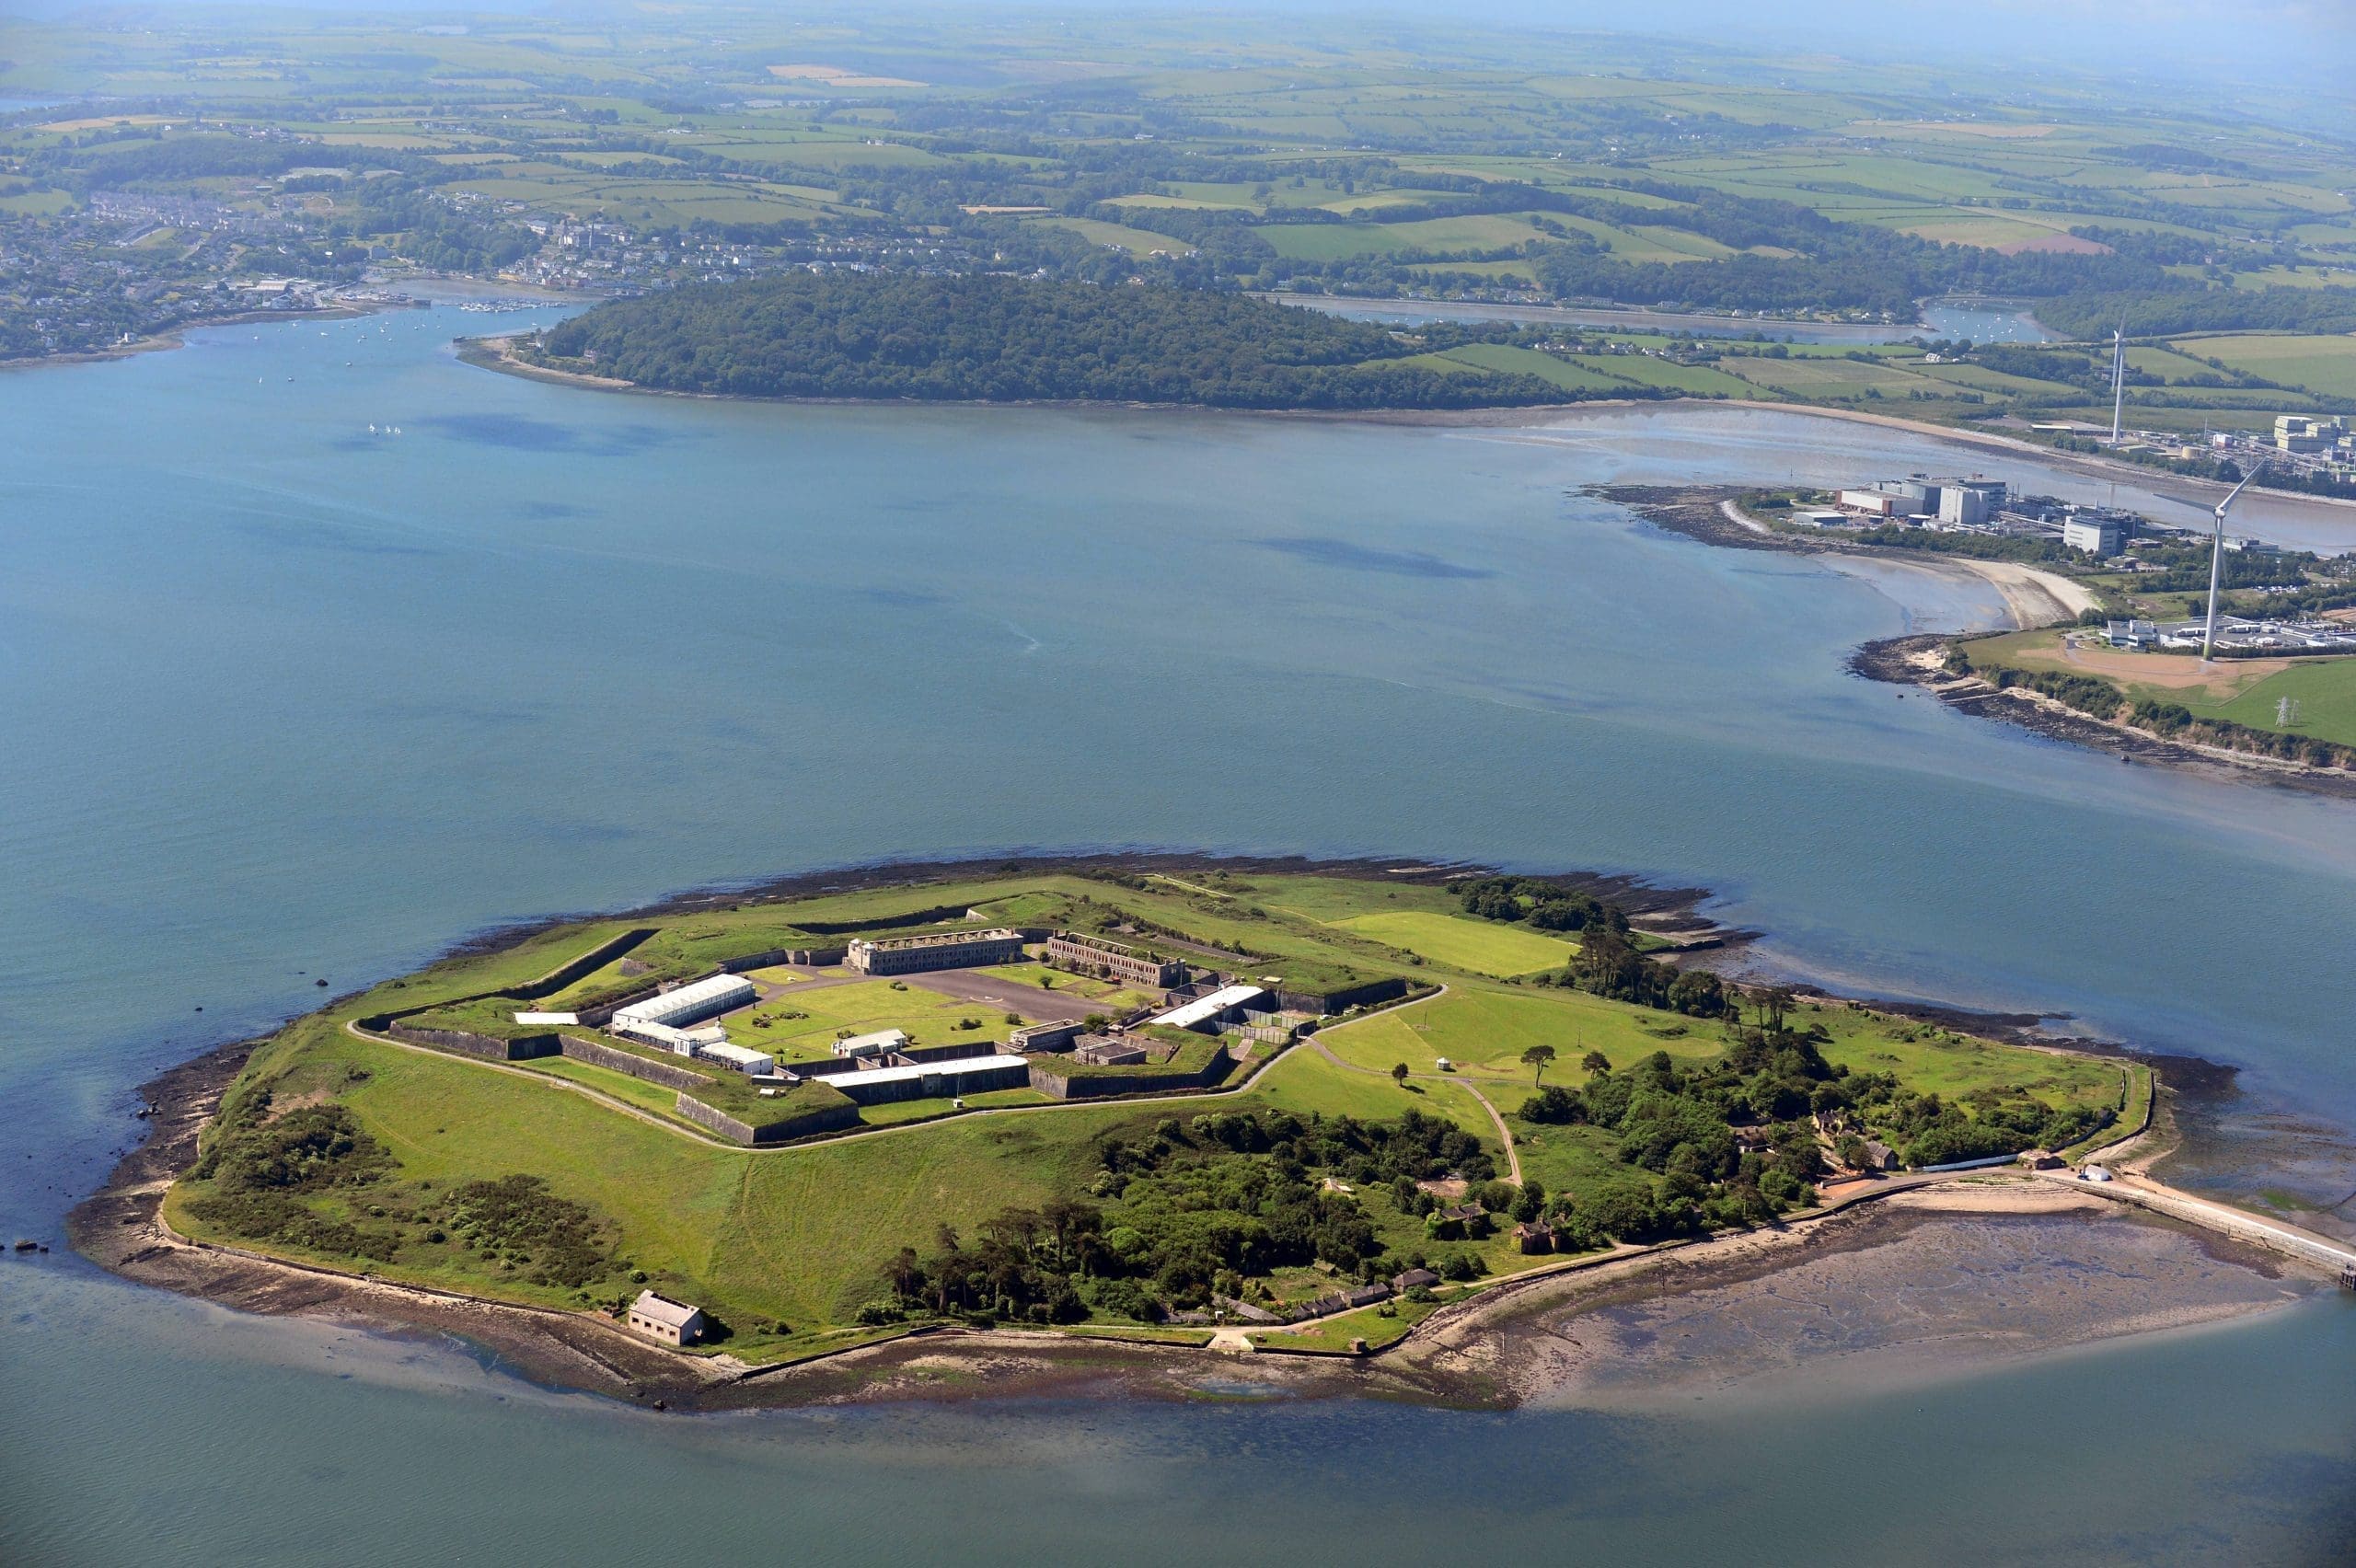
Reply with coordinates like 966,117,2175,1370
529,273,1566,409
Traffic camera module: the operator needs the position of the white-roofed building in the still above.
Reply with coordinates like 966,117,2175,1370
814,1055,1031,1104
613,973,756,1031
1149,984,1268,1034
833,1028,909,1058
626,1290,706,1345
696,1042,776,1076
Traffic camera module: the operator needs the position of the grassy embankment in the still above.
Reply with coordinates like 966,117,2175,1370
167,868,2141,1360
1962,628,2356,751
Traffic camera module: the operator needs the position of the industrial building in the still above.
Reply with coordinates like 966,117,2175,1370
845,928,1026,975
1837,476,2005,526
626,1290,706,1346
1045,930,1186,989
1149,984,1268,1034
2062,514,2128,557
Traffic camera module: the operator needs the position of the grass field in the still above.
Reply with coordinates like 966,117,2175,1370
1424,342,1629,393
1318,986,1725,1086
2177,334,2356,399
1326,910,1574,975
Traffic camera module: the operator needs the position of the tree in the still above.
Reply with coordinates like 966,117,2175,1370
1581,1050,1611,1075
1520,1044,1557,1084
1391,1062,1410,1087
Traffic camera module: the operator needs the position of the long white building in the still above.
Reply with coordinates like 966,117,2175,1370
611,974,757,1056
1150,984,1268,1034
613,974,756,1032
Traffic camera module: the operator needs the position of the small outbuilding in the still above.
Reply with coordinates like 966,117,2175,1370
1512,1221,1555,1255
2017,1148,2063,1170
1391,1267,1442,1292
1862,1140,1898,1172
627,1289,707,1346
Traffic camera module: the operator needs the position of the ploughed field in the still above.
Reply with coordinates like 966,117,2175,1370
167,863,2144,1365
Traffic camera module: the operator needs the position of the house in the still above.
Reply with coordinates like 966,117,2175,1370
1430,1203,1491,1240
1862,1140,1898,1172
626,1290,706,1346
1512,1221,1554,1255
1391,1267,1441,1292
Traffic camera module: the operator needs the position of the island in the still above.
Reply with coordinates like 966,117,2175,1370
90,850,2341,1412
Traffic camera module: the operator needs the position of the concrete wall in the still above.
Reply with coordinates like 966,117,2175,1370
387,1024,559,1063
506,927,661,1001
1278,976,1409,1015
1027,1047,1236,1101
558,1035,713,1092
673,1093,861,1147
895,1039,999,1065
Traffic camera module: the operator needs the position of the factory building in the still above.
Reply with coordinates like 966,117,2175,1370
845,928,1027,975
1045,930,1186,989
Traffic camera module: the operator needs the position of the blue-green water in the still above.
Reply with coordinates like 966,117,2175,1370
3,306,2352,1563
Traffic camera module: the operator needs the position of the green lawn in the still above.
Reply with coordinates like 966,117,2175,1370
2180,333,2356,399
1327,910,1575,975
1429,343,1630,393
1319,986,1724,1085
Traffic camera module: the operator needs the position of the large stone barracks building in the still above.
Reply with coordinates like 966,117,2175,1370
1045,929,1185,988
845,927,1026,975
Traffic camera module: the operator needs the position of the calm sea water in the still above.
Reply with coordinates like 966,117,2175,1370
2,305,2351,1563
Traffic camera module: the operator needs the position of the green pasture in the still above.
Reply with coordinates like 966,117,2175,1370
1327,910,1575,975
2180,334,2356,399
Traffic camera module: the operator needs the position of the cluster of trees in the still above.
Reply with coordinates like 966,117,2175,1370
535,273,1568,409
1450,873,1616,933
865,1108,1496,1325
1520,996,2102,1201
1537,926,1730,1019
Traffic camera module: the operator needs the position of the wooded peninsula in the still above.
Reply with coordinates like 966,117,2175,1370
521,273,1574,409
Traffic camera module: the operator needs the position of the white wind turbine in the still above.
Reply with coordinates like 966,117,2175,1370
2201,470,2258,663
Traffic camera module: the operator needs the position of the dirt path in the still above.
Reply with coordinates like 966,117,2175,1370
1307,987,1524,1184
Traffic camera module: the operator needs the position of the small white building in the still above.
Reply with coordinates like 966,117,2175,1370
834,1028,909,1059
696,1042,776,1076
626,1289,706,1345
